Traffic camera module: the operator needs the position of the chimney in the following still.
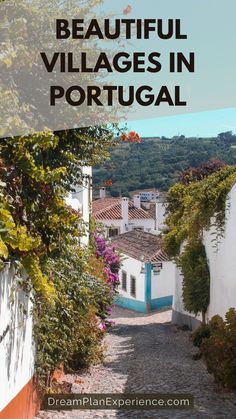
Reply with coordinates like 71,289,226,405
133,194,141,209
121,197,129,232
99,187,106,199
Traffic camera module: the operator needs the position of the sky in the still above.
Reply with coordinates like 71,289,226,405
122,108,236,138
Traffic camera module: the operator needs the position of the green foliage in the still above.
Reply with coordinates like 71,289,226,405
200,309,236,389
179,242,210,320
93,134,236,195
164,165,236,258
0,129,114,295
34,242,113,384
192,324,211,348
22,254,56,299
0,128,117,384
0,0,118,137
0,0,122,387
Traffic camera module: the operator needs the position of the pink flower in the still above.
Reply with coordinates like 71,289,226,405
98,322,106,332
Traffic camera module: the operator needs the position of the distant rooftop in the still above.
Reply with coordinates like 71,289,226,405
92,197,153,220
112,230,169,263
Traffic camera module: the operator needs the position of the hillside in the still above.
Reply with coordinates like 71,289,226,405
93,132,236,196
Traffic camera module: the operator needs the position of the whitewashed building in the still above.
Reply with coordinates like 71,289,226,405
65,166,92,245
172,183,236,329
113,230,176,313
139,191,159,202
92,189,156,237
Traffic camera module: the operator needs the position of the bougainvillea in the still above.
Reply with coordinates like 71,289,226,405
94,234,120,324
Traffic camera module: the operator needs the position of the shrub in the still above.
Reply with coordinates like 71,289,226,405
34,234,120,386
179,241,210,323
192,324,211,348
34,250,112,384
200,309,236,389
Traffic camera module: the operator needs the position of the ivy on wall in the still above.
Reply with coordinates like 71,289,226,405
164,162,236,322
179,241,210,324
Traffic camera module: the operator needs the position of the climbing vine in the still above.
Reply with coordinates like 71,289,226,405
0,131,115,284
164,162,236,321
179,241,210,324
0,126,123,385
0,0,132,388
34,235,119,386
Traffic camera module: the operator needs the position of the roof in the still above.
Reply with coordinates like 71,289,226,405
112,230,169,263
92,198,153,220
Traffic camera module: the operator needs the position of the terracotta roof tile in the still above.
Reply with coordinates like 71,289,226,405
112,230,169,262
92,198,153,220
92,197,119,214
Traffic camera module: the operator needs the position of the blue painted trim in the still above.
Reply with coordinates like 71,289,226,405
145,262,152,303
115,295,173,313
115,295,147,313
150,295,173,310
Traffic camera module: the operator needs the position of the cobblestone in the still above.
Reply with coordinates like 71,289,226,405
36,307,236,418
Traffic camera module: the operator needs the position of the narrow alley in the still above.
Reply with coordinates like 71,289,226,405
36,308,236,419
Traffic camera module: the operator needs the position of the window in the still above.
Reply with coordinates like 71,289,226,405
108,227,119,237
130,275,136,298
121,271,127,291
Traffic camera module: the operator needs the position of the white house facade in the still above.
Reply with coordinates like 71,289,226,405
93,190,156,237
113,230,176,313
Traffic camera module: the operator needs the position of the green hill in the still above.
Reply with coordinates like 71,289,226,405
93,132,236,197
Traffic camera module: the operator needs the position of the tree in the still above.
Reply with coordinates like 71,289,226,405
0,0,121,137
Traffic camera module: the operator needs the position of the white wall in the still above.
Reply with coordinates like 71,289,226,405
99,218,155,237
0,264,34,412
151,261,176,299
127,218,155,232
118,255,145,301
172,266,202,327
204,183,236,320
156,202,167,231
69,166,92,246
173,183,236,327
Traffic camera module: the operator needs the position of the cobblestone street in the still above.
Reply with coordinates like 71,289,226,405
36,307,236,419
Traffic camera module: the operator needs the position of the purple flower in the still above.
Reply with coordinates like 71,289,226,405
107,306,113,315
94,233,120,330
